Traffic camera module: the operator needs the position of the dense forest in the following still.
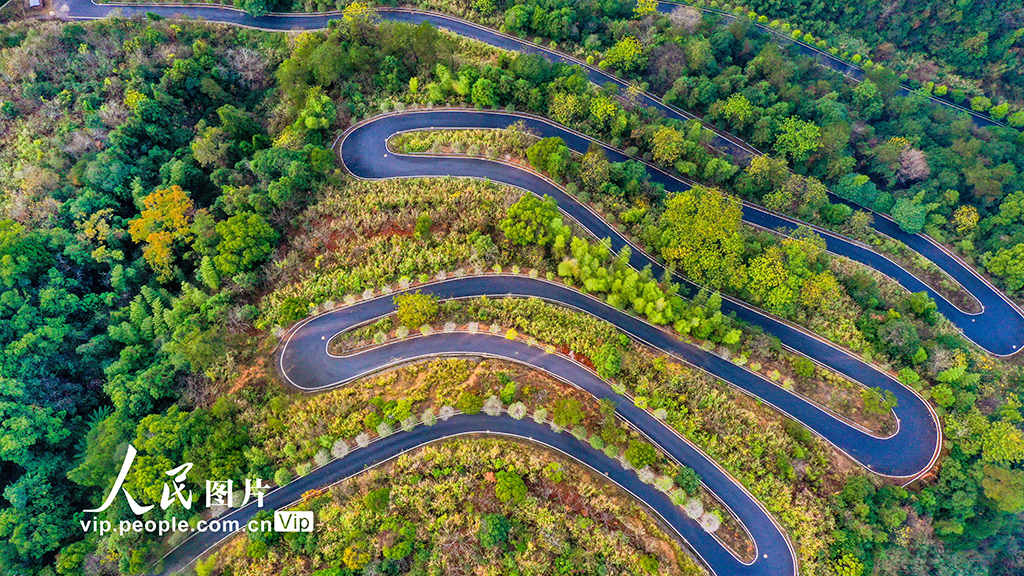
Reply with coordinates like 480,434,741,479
739,0,1024,104
0,2,1023,576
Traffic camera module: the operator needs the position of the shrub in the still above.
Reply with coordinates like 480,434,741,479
495,470,527,503
669,489,688,506
684,498,703,519
625,440,658,469
636,466,656,484
421,408,437,426
458,392,483,414
507,402,527,419
356,432,372,447
971,96,993,112
314,450,331,467
898,368,921,385
589,434,605,450
478,514,511,548
274,468,292,486
674,466,701,495
376,422,394,437
532,407,548,424
438,405,457,421
483,395,503,416
571,425,588,441
401,416,418,431
296,463,313,477
393,291,439,328
552,397,584,427
655,475,674,493
331,439,349,459
543,462,564,483
793,357,815,378
699,511,721,532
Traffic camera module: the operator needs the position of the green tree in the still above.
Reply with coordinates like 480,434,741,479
0,378,69,468
658,186,744,289
579,146,610,193
981,420,1024,464
592,340,623,379
213,212,278,277
500,194,561,246
852,80,883,120
526,137,570,179
721,93,754,126
457,391,483,415
603,36,644,71
393,292,439,329
295,86,336,134
774,116,820,162
552,398,583,428
651,126,685,166
494,470,527,503
478,514,511,548
832,554,865,576
625,440,658,469
981,465,1024,513
364,486,391,513
414,213,432,239
242,0,274,17
471,78,496,107
674,466,700,495
984,244,1024,292
890,197,928,234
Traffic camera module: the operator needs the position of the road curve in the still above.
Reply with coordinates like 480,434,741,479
344,108,1024,355
64,0,1024,355
272,288,800,576
154,419,787,576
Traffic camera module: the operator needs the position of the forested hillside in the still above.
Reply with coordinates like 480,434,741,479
1,4,1024,576
740,0,1024,103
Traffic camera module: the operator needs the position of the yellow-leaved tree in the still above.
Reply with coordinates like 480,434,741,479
128,185,194,283
658,185,745,290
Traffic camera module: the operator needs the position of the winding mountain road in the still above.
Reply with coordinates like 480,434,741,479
345,109,1024,355
53,2,1018,574
62,0,1024,355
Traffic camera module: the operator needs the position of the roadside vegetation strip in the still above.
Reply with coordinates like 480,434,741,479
331,291,899,436
196,437,708,576
386,124,982,317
